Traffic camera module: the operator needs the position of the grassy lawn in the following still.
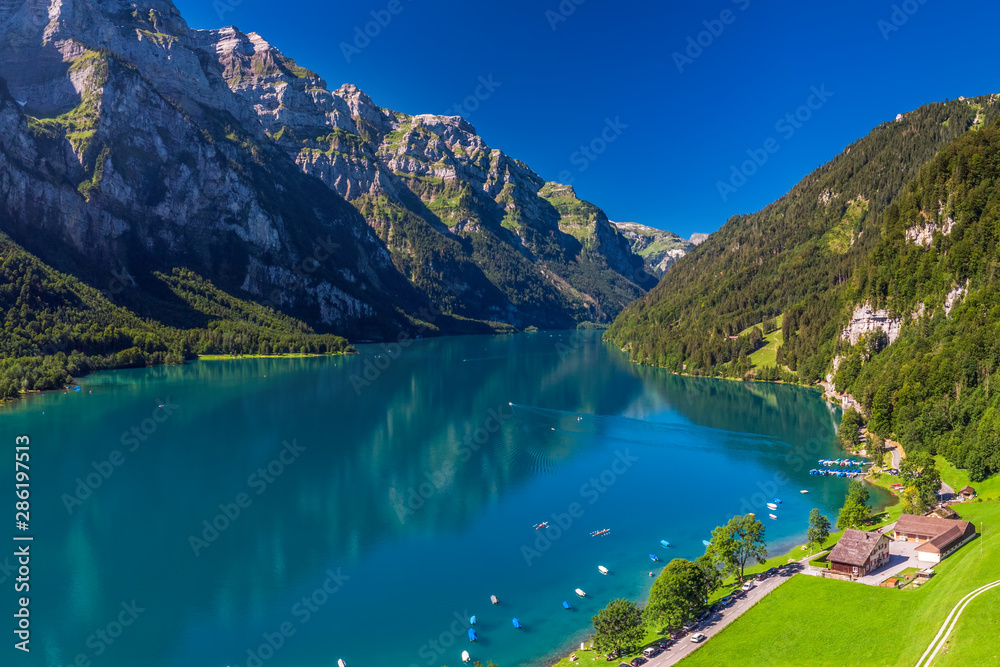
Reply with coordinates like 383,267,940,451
743,315,784,369
936,456,1000,501
677,500,1000,667
547,517,847,666
545,482,907,666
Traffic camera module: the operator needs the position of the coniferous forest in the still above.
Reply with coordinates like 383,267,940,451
608,97,1000,480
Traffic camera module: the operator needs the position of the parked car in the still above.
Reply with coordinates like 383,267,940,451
742,581,754,591
643,646,663,658
630,658,648,666
690,633,707,643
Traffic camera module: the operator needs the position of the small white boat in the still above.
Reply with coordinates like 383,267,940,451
575,588,587,597
462,650,471,663
491,594,499,605
766,503,778,511
598,565,609,575
800,490,809,494
769,514,778,520
338,660,347,667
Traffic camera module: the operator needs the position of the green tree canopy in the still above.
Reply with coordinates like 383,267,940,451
591,598,644,657
646,556,721,631
900,451,942,506
838,408,864,448
837,479,873,531
707,513,768,583
806,509,831,551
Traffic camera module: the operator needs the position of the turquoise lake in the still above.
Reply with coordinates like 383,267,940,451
1,331,888,667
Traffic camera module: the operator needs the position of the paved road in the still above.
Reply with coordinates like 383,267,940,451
642,563,804,667
888,442,904,469
915,578,1000,667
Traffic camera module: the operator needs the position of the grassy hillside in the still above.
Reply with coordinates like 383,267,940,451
679,499,1000,667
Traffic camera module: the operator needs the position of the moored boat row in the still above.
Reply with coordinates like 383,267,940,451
809,468,865,478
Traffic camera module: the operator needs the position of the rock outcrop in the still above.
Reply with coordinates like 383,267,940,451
841,305,902,346
611,221,698,276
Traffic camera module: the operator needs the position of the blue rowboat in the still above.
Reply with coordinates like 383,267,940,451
649,554,659,562
468,628,477,642
660,539,671,548
512,618,522,629
562,601,571,610
702,540,712,547
470,615,476,625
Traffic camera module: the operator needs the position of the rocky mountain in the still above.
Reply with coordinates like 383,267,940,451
206,27,659,326
0,0,671,345
611,222,699,276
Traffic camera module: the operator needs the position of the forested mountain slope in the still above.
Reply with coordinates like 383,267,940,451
833,119,1000,480
608,96,1000,480
607,95,1000,381
0,231,351,400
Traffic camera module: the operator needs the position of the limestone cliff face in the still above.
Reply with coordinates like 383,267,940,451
205,27,661,325
841,305,902,346
611,221,699,276
0,2,420,337
0,0,666,333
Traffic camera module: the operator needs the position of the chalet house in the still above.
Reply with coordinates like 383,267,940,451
828,529,890,577
958,486,977,500
930,506,961,520
891,514,977,563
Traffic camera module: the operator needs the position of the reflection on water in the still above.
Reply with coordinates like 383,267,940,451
0,331,873,667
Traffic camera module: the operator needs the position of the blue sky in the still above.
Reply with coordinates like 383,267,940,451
175,0,1000,239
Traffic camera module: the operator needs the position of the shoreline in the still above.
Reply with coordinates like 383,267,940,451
196,352,354,360
540,521,867,667
0,351,356,411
